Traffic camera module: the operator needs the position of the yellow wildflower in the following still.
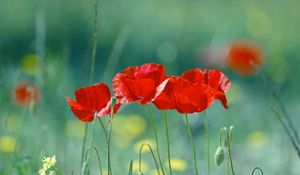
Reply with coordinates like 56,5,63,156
39,155,56,175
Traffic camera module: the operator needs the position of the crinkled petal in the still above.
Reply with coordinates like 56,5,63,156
113,63,166,105
182,69,231,109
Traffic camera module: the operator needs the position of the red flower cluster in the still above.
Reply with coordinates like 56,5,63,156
66,63,231,122
113,63,230,113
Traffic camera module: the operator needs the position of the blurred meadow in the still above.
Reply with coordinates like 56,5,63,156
1,0,300,174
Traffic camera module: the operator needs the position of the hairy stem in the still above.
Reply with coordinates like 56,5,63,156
185,114,199,175
146,105,166,175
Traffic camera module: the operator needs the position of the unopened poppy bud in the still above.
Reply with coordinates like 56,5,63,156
215,146,224,166
111,97,117,107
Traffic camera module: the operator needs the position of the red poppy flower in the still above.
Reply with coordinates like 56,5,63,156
65,83,120,122
113,63,166,105
152,76,214,114
226,41,263,76
15,82,40,106
182,69,231,108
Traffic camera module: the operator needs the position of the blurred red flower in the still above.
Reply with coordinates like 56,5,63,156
182,69,231,108
152,76,214,114
15,82,40,106
226,41,263,76
65,83,120,122
113,63,166,105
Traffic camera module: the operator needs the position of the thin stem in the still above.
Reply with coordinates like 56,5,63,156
84,146,103,175
258,71,300,147
89,0,99,84
80,121,89,174
203,111,210,175
226,155,230,175
146,105,166,175
164,111,172,175
139,143,161,175
271,107,300,158
251,167,264,175
107,113,113,175
81,0,99,172
98,117,112,175
128,160,133,175
185,114,199,175
226,131,235,175
98,117,108,140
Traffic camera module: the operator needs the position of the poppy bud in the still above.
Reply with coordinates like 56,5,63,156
215,146,225,166
111,96,117,107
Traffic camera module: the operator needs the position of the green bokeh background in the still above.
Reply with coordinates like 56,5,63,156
1,0,300,174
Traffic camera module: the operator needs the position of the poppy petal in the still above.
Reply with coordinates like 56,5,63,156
182,69,231,109
153,77,214,114
113,63,166,105
75,83,111,111
65,97,94,122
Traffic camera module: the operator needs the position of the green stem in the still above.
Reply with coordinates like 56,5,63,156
128,160,133,175
185,114,199,175
271,108,300,158
226,131,235,175
98,117,112,175
146,105,166,175
259,71,300,148
84,146,103,175
139,143,161,174
164,111,172,175
203,111,210,175
107,114,113,175
251,167,264,175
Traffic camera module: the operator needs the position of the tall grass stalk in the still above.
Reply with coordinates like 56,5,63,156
256,68,300,158
81,0,99,173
